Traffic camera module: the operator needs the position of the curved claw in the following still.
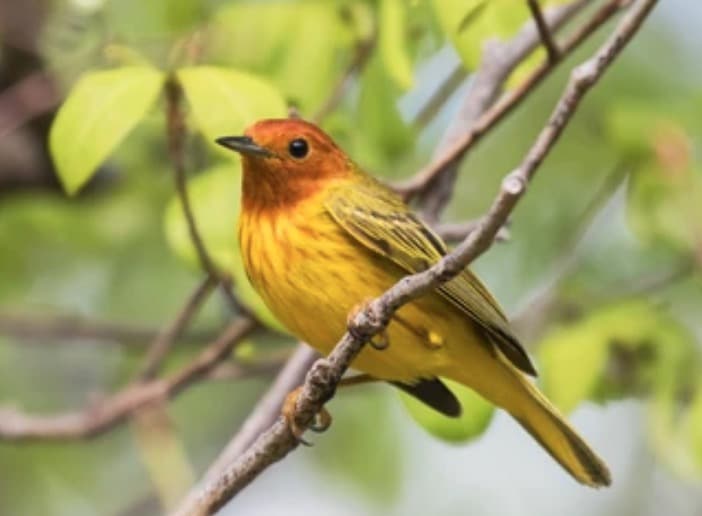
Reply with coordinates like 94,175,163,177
297,436,313,447
347,298,390,351
309,408,332,433
282,386,333,444
282,387,306,441
370,331,390,350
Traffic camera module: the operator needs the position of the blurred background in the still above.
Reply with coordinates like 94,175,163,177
0,0,701,515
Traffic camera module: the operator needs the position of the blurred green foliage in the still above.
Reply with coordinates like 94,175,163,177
1,0,701,515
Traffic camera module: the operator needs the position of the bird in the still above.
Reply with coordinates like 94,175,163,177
216,118,611,487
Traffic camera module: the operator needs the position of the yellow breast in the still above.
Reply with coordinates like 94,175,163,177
238,190,454,382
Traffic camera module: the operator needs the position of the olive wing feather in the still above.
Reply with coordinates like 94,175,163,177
325,180,536,377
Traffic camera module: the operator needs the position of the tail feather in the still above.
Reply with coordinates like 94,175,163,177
510,379,611,487
449,355,611,487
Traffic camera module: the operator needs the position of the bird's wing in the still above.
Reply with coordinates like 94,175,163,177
325,179,536,376
391,378,461,417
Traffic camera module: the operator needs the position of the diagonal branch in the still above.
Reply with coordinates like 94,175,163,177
527,0,561,62
174,0,658,513
165,77,218,278
137,276,218,380
0,317,257,440
412,0,591,221
0,70,61,138
0,312,212,345
412,63,468,130
398,0,627,203
173,345,318,514
435,219,511,243
165,75,251,324
511,163,630,343
312,35,376,124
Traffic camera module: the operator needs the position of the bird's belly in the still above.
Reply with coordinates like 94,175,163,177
243,214,456,382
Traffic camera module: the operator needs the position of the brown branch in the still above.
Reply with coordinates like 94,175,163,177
527,0,561,62
0,313,211,345
0,317,257,440
165,77,218,278
196,345,317,473
173,1,658,512
0,71,61,138
412,63,467,130
434,220,511,243
589,258,696,306
137,276,218,380
312,36,376,124
165,77,252,324
205,356,287,382
412,0,591,221
398,0,626,200
511,163,630,343
174,345,318,515
165,73,255,330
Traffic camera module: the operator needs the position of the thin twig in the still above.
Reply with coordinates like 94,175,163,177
198,345,317,473
511,163,630,342
590,259,697,305
434,220,511,243
174,345,318,515
398,0,626,199
527,0,561,62
312,36,376,124
0,317,256,440
165,77,218,277
174,1,658,512
413,0,591,221
0,71,60,138
137,276,218,380
165,77,250,322
205,356,287,383
412,63,468,130
0,313,210,345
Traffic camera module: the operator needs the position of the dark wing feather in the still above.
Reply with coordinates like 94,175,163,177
391,378,462,417
325,179,536,377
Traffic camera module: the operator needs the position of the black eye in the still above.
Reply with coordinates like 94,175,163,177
288,138,309,159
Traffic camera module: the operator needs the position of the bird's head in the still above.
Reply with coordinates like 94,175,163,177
217,119,354,211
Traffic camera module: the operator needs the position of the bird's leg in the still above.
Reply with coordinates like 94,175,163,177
338,373,378,387
347,298,390,350
282,386,333,445
282,374,382,443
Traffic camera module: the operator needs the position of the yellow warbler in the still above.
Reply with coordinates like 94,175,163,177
216,119,611,487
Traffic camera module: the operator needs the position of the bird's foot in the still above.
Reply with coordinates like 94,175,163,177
346,298,390,350
282,386,332,445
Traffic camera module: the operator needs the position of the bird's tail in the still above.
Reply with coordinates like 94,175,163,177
449,356,611,487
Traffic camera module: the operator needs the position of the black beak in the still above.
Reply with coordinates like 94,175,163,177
215,136,273,157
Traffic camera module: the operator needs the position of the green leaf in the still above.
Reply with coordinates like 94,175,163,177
356,56,415,168
605,103,664,159
379,0,414,90
209,1,354,114
689,386,702,475
163,165,283,331
209,2,291,71
538,317,610,413
176,66,287,152
628,161,702,252
50,66,164,195
430,0,569,79
540,301,699,413
647,380,702,481
398,379,494,442
603,103,702,251
105,0,204,44
430,0,523,69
